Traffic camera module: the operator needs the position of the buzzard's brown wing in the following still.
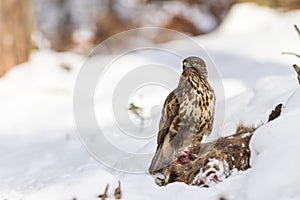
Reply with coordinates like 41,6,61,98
157,90,180,147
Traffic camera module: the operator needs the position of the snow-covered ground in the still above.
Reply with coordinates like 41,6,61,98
1,3,300,200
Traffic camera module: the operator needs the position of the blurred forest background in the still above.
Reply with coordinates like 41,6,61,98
0,0,300,77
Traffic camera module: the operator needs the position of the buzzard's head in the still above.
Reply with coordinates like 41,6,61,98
182,56,208,79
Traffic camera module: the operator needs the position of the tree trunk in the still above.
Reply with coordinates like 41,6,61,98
0,0,32,76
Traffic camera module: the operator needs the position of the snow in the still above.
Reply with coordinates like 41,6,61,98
245,88,300,200
1,3,300,200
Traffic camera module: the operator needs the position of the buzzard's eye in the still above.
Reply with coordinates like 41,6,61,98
183,60,187,70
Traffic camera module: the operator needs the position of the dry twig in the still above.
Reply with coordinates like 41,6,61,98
114,180,122,199
293,64,300,84
98,184,109,200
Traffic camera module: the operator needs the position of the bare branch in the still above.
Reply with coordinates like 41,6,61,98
294,25,300,38
114,181,122,199
293,64,300,84
98,184,109,200
282,52,300,58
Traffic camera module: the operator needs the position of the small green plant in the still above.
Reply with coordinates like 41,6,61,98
128,102,143,118
128,102,145,130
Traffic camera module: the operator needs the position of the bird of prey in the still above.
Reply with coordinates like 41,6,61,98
149,56,216,186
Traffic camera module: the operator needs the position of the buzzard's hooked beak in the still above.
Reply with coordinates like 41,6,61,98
182,65,186,70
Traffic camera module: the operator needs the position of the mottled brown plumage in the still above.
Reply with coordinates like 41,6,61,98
149,56,216,185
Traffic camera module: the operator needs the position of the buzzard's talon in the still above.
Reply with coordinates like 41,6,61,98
153,173,166,186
